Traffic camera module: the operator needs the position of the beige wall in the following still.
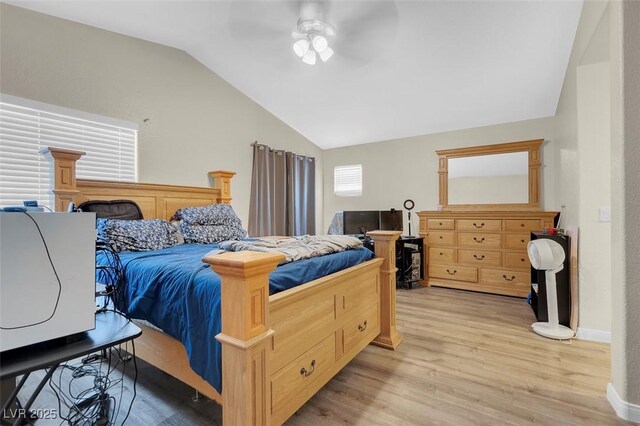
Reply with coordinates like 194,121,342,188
553,1,612,335
610,0,640,413
322,117,556,233
0,4,324,231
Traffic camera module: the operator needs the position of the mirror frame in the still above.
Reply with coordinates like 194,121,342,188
437,139,543,211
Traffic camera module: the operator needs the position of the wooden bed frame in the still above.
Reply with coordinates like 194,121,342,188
42,147,403,425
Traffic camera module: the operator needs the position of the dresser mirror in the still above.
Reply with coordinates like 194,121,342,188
437,139,543,211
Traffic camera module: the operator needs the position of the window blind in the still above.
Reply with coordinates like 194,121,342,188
0,95,137,207
334,164,362,197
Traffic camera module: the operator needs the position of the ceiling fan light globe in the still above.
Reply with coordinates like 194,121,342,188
312,35,328,53
293,39,310,58
302,49,317,65
319,46,334,62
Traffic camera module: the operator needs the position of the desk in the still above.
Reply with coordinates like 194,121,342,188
1,311,141,425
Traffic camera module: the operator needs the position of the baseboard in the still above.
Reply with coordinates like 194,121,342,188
576,327,611,343
607,383,640,423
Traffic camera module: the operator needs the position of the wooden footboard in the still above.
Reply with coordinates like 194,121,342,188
205,231,401,425
42,147,403,425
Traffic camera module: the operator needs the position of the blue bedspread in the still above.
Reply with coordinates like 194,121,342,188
102,243,373,392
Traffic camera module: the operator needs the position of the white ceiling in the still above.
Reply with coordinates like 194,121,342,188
6,1,583,149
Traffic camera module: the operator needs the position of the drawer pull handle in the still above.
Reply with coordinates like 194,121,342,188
358,320,368,332
473,237,485,243
520,239,525,243
520,223,525,227
503,275,516,282
300,360,316,377
521,258,526,262
439,236,443,239
446,269,457,275
473,222,485,228
473,254,485,260
439,222,443,225
439,252,444,256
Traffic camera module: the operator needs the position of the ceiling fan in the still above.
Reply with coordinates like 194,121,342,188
227,0,399,67
291,2,336,65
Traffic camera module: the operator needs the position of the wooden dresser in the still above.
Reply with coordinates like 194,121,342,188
417,211,559,297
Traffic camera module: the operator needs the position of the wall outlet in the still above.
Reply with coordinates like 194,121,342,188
599,207,611,222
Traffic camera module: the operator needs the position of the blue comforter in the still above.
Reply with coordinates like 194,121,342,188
103,243,374,392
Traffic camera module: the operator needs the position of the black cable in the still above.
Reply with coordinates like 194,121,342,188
120,340,138,426
0,212,62,330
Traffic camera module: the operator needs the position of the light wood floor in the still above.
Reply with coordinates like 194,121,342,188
16,287,628,425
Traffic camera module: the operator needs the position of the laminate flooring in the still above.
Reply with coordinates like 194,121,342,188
11,287,629,425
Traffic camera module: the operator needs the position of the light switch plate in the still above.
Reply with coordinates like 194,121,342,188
599,207,611,222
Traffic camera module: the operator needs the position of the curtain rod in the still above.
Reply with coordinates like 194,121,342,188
250,141,315,161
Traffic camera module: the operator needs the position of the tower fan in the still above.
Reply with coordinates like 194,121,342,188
527,239,574,340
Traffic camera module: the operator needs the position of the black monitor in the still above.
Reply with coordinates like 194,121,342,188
380,209,403,232
343,211,380,235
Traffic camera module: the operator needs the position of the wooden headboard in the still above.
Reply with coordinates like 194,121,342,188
41,147,235,220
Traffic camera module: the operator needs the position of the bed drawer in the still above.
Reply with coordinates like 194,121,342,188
429,247,455,263
504,219,542,232
456,219,501,231
458,232,502,248
342,304,379,355
458,249,501,266
271,334,336,415
427,231,455,246
505,233,530,250
505,252,530,270
429,263,477,282
427,219,455,230
480,268,530,286
343,270,379,314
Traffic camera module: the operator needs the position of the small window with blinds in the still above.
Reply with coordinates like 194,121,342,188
0,94,137,207
334,164,362,197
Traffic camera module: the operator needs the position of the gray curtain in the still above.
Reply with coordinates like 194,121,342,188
248,143,315,237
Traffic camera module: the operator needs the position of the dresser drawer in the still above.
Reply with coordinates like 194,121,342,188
271,333,336,415
458,232,502,248
505,252,530,270
342,304,379,355
427,231,455,246
456,219,501,232
505,233,530,250
429,247,455,263
429,263,477,282
504,219,542,232
480,268,530,286
458,249,501,266
427,219,455,230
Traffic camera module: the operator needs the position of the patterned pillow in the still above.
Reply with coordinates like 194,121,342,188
173,204,243,228
180,223,247,244
97,218,180,252
173,204,247,243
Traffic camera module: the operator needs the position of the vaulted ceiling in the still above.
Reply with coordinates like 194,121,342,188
7,1,583,149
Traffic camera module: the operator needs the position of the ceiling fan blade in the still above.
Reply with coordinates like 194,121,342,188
227,1,299,42
333,2,400,63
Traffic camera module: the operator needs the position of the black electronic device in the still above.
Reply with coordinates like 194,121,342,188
380,209,403,232
343,210,380,236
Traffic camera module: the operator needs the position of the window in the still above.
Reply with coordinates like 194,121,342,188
334,164,362,197
0,94,137,207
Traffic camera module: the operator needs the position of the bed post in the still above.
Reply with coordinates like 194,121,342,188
204,251,285,426
40,147,85,212
367,231,403,350
210,170,235,204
